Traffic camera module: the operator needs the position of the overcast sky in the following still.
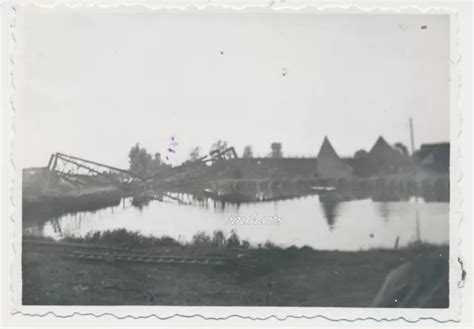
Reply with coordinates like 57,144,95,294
20,9,449,169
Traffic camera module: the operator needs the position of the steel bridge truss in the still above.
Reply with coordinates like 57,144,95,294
47,152,140,187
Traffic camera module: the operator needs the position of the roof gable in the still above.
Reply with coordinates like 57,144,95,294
369,136,392,155
368,136,411,165
316,137,352,178
317,137,341,161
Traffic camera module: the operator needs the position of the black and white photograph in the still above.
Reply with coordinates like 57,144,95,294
4,4,470,321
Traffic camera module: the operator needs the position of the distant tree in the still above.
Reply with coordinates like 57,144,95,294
189,147,200,161
270,142,283,158
211,230,226,248
354,149,368,159
191,231,211,247
226,230,241,248
393,142,409,156
264,241,280,249
210,139,228,154
128,143,153,177
242,145,254,158
128,144,167,177
151,152,162,172
128,143,141,163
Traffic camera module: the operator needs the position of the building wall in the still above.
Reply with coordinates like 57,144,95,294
316,155,353,179
416,143,450,173
210,158,318,179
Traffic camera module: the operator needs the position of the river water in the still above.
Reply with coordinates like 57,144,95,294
25,195,449,251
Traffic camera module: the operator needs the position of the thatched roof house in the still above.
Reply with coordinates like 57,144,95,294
316,137,353,179
348,136,414,177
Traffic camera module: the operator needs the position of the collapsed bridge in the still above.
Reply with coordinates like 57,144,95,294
45,146,240,190
47,152,141,188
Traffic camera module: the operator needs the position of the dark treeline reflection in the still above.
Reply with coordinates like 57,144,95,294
25,194,449,251
320,200,340,230
129,193,397,230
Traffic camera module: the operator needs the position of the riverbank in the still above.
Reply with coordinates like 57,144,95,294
23,168,126,223
22,163,449,227
22,233,449,306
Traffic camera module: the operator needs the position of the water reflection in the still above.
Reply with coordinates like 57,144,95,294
376,202,391,222
50,217,63,235
131,197,151,211
319,201,340,230
29,196,449,251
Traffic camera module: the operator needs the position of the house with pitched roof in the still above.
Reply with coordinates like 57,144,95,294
415,143,449,173
345,136,415,177
315,137,353,179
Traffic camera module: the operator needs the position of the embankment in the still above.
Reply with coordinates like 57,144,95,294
22,233,448,307
22,167,124,224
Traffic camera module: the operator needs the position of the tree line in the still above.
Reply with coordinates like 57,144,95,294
128,140,410,176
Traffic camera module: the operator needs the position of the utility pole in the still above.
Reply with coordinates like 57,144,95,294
409,118,415,155
410,117,421,243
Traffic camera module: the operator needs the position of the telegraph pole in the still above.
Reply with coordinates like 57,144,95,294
410,118,421,243
409,118,415,155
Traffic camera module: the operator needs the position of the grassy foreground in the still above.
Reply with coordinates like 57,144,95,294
22,231,449,306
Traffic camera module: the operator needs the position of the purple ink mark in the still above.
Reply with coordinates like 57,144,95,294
145,290,158,302
164,136,178,162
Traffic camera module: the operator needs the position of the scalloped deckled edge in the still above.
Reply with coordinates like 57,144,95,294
8,311,462,323
7,1,466,324
8,2,18,312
